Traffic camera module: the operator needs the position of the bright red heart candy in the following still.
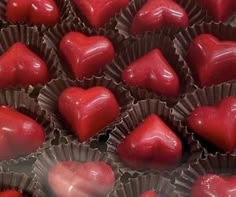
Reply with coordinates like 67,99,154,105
48,161,115,197
187,97,236,152
0,106,45,160
58,87,120,142
73,0,129,28
197,0,236,21
131,0,188,35
117,114,182,170
0,190,22,197
6,0,59,25
187,34,236,87
60,32,115,79
0,42,49,88
140,191,158,197
191,174,236,197
122,49,180,97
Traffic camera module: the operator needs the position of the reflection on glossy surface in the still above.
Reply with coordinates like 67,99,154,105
140,190,158,197
0,106,45,160
6,0,59,25
58,87,120,142
73,0,129,28
60,32,115,79
122,49,180,97
187,34,236,87
0,42,49,88
188,97,236,152
118,114,182,170
48,161,115,197
191,174,236,197
131,0,188,35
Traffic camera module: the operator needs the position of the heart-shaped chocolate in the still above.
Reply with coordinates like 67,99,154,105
122,49,180,97
48,161,115,197
58,87,120,142
117,114,182,170
0,190,22,197
73,0,129,28
0,106,45,160
0,42,49,88
187,34,236,87
187,97,236,152
140,191,158,197
60,32,115,79
6,0,59,25
191,174,236,197
131,0,188,35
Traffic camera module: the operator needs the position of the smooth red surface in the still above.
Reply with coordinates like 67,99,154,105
6,0,59,25
73,0,129,28
188,97,236,152
140,191,158,197
0,190,23,197
117,114,182,170
197,0,236,21
0,42,49,88
122,49,180,97
191,174,236,197
58,87,120,142
0,106,45,160
131,0,188,35
60,32,115,79
187,34,236,87
48,161,115,197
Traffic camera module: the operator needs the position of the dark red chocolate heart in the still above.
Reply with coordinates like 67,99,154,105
118,114,182,170
48,161,115,197
187,34,236,87
6,0,59,25
191,174,236,197
0,106,45,160
0,190,22,197
60,32,115,79
122,49,180,97
58,87,120,142
0,42,49,88
73,0,129,28
131,0,188,35
140,191,158,197
188,97,236,152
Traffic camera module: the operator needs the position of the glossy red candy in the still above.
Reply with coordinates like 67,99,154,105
6,0,59,25
60,32,115,79
0,190,23,197
131,0,188,35
191,174,236,197
188,97,236,152
48,161,115,197
0,42,49,88
118,114,182,170
197,0,236,21
122,49,180,97
188,34,236,87
58,87,120,142
73,0,129,28
140,191,158,197
0,106,45,160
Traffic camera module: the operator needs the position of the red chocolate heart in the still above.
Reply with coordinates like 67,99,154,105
131,0,188,35
0,190,22,197
140,191,158,197
73,0,129,28
60,32,115,79
48,161,115,197
6,0,59,25
197,0,236,21
187,34,236,87
191,174,236,197
58,87,120,142
187,97,236,152
117,114,182,170
0,42,49,88
122,49,180,97
0,106,45,160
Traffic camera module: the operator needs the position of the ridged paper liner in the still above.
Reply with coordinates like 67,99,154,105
106,99,204,176
32,143,120,196
114,0,207,38
104,31,195,105
174,153,236,196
